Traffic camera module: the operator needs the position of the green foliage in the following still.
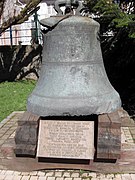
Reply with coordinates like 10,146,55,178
113,13,135,38
93,0,120,16
86,0,135,38
0,80,36,122
113,13,133,27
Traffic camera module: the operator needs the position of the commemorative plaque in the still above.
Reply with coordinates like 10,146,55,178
37,120,94,160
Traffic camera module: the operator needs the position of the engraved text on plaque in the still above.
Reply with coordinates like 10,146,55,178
37,120,94,159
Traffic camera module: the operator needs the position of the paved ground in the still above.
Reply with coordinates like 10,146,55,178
0,110,135,180
0,169,135,180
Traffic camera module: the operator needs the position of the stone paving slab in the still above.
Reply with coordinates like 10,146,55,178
0,169,135,180
0,109,135,179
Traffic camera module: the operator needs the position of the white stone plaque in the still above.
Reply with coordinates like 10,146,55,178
37,120,94,159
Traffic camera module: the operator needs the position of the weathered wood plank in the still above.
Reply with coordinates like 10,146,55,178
108,110,121,128
96,111,121,160
97,126,110,159
14,111,40,157
18,111,31,126
28,112,40,123
14,144,36,157
18,111,40,126
98,114,111,128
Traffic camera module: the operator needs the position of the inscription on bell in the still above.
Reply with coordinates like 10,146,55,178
37,120,94,159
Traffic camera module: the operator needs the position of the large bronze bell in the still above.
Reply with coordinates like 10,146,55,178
27,3,121,117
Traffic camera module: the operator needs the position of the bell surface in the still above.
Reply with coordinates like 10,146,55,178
27,16,121,116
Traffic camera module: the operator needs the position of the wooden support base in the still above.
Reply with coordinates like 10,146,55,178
96,110,121,160
14,111,40,157
14,110,121,161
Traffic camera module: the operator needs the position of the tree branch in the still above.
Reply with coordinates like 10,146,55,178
0,0,5,18
0,0,42,34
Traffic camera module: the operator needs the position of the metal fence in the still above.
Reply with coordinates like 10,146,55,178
0,14,43,46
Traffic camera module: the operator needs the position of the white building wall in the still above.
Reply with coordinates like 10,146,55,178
0,1,56,45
